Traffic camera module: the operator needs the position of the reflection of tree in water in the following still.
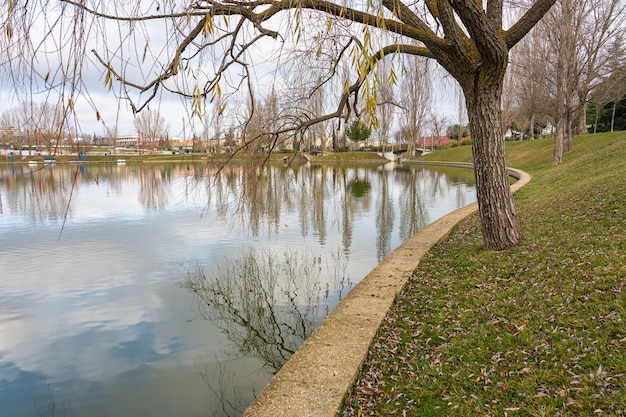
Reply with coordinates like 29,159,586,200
0,163,138,222
182,163,472,261
183,248,350,373
195,357,249,417
397,166,429,241
137,165,172,211
375,167,395,262
32,385,70,417
187,162,298,238
2,165,75,223
298,164,328,245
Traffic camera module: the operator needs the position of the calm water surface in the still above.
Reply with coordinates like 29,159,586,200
0,161,476,416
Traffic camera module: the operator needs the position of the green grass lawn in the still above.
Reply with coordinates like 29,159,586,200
342,132,626,416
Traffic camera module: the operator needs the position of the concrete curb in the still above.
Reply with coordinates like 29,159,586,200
243,165,531,417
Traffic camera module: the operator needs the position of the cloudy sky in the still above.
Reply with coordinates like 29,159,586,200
0,2,464,140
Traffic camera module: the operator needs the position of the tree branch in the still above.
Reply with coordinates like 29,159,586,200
449,0,506,65
487,0,503,28
275,42,433,138
505,0,558,49
436,0,471,53
60,0,203,21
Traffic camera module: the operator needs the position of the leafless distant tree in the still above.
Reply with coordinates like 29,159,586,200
590,35,626,132
243,87,286,154
400,56,431,157
572,0,625,135
0,101,66,154
0,108,22,150
375,60,397,151
134,110,169,152
428,113,448,143
508,28,550,140
105,125,118,149
539,0,625,163
35,102,65,153
308,77,329,153
203,95,227,153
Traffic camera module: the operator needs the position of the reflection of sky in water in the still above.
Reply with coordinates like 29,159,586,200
0,163,476,416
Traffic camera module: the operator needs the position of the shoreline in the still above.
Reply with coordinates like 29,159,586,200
242,165,529,417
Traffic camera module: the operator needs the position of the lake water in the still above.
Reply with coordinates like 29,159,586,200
0,160,476,416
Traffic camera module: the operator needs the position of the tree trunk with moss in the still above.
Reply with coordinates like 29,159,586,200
465,87,522,250
446,48,523,250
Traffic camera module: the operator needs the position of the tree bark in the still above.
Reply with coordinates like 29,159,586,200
554,117,565,164
611,101,617,132
563,112,573,154
465,80,523,250
576,90,588,135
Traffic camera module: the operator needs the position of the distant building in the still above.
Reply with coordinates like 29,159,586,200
168,138,194,150
115,135,139,148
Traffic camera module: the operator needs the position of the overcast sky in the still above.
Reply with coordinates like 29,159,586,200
0,3,466,140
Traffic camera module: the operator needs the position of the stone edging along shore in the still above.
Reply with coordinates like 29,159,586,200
242,163,531,417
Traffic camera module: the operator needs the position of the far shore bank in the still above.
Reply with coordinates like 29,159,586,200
0,150,431,166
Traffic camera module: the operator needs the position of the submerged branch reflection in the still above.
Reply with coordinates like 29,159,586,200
195,357,250,417
183,248,350,373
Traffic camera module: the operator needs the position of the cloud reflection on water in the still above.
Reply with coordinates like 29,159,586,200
0,161,476,416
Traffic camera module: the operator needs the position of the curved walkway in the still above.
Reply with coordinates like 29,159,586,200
243,164,531,417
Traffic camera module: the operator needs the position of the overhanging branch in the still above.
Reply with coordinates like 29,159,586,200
505,0,558,49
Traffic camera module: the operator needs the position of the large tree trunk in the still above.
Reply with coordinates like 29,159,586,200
563,112,573,154
465,84,523,250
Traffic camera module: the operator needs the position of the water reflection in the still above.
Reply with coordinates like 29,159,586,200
1,163,475,263
196,357,249,417
184,248,350,373
181,247,350,416
0,161,475,417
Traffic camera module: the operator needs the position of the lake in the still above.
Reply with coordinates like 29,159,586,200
0,160,476,416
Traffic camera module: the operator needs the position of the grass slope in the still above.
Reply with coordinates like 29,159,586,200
342,132,626,416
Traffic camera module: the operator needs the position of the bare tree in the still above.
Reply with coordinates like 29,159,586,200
573,0,625,135
308,77,329,153
428,113,448,144
540,0,625,164
501,64,518,138
0,108,23,151
592,35,626,132
3,101,63,155
35,102,65,154
104,124,118,150
508,27,550,140
400,56,431,157
541,0,578,163
2,0,560,249
134,110,169,153
243,87,285,154
203,95,227,153
375,60,397,151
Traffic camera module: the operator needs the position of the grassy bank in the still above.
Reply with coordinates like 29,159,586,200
342,132,625,416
